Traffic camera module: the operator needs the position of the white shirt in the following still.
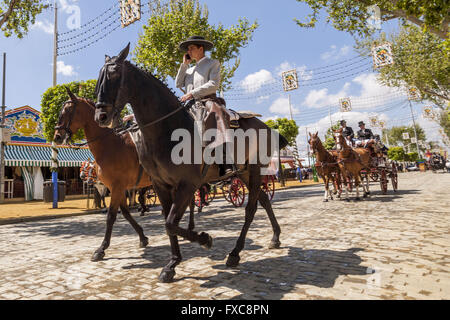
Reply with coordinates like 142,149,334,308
175,57,221,100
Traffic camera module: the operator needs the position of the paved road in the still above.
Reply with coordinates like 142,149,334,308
0,172,448,300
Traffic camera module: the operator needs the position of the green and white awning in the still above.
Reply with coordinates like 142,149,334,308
4,144,94,167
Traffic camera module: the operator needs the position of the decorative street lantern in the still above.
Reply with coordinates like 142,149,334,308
120,0,141,27
281,69,299,92
339,97,352,112
372,42,394,69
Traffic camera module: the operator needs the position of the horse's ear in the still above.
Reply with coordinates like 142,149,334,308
315,131,318,136
105,54,111,62
117,43,130,62
65,86,77,101
308,132,312,137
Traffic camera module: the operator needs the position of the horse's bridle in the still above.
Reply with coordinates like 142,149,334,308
55,99,78,143
98,60,184,132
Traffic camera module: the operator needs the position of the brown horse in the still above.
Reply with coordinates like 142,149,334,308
308,132,342,201
333,128,371,201
93,44,289,282
54,89,196,261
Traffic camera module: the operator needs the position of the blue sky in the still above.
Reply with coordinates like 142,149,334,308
1,0,446,155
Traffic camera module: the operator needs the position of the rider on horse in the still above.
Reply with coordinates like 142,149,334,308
175,35,238,179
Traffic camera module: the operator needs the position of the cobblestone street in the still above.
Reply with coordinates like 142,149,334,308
0,172,448,300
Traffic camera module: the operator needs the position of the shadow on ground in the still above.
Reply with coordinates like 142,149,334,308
184,246,369,299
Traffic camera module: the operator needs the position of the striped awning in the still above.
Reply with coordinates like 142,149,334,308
4,144,94,167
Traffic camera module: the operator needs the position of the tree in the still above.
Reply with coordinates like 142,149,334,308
406,151,419,162
295,0,450,40
439,106,450,139
264,118,299,146
356,26,449,108
387,146,407,161
323,122,341,150
133,0,258,91
383,124,427,153
40,80,97,142
0,0,49,38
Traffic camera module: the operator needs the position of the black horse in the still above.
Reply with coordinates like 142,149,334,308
93,44,289,282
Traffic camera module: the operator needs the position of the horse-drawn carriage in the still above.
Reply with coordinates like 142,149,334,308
360,156,398,194
427,154,447,173
194,175,276,209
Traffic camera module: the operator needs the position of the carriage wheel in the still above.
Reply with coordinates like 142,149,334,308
261,175,275,201
390,163,398,192
145,186,157,207
369,171,379,182
380,169,388,194
229,177,246,207
194,185,209,208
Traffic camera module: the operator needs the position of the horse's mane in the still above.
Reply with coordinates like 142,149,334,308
124,60,182,108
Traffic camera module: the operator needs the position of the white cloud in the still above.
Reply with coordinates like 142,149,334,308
269,96,299,116
321,45,351,61
32,19,54,34
256,95,270,104
302,82,351,108
57,60,77,77
302,72,405,110
240,69,275,93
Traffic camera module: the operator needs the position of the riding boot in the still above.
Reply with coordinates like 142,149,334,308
219,143,238,179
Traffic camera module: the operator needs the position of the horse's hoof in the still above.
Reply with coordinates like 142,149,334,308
355,197,361,201
226,254,240,268
345,198,350,202
158,269,176,283
268,240,281,249
199,232,213,249
140,237,149,248
91,251,105,262
323,199,328,202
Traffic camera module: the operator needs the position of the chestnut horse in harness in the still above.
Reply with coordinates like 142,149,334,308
334,128,371,201
93,44,289,282
308,132,342,201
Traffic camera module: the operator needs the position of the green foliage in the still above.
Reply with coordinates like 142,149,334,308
323,122,341,150
387,146,406,161
439,106,450,139
406,152,419,162
384,124,426,150
133,0,258,91
40,80,97,142
295,0,450,40
265,118,299,146
356,26,449,108
0,0,49,38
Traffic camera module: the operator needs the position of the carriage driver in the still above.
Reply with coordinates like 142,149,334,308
175,35,238,178
340,120,355,146
355,121,375,147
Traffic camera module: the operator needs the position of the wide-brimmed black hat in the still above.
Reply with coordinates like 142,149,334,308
358,121,365,126
340,120,347,125
178,36,214,52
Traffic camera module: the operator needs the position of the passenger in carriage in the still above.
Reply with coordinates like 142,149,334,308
373,134,389,155
355,121,375,148
340,120,355,147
